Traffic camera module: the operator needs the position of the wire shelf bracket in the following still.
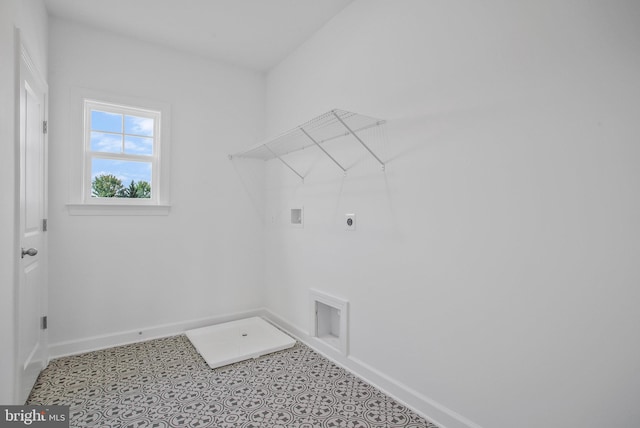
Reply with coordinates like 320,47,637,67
332,111,385,171
300,127,347,174
265,145,305,182
229,109,385,181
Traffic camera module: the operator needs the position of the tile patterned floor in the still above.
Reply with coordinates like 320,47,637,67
27,335,438,428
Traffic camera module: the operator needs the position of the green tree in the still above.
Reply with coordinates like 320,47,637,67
121,180,151,198
122,180,138,198
91,174,151,198
135,181,151,198
92,174,124,197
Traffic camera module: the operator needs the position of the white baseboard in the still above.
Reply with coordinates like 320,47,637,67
262,309,483,428
48,308,266,359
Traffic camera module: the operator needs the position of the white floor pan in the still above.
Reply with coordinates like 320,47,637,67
185,317,296,369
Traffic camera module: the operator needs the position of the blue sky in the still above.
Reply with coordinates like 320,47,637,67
90,110,154,187
91,158,152,186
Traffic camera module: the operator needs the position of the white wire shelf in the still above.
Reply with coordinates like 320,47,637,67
229,109,385,181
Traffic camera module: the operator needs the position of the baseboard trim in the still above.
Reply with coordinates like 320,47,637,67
48,308,265,359
262,309,483,428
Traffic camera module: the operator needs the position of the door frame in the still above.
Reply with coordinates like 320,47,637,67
15,33,49,404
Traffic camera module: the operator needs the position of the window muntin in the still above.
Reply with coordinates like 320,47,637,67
84,101,161,203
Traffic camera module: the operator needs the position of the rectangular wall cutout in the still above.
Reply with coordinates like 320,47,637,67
291,207,303,228
310,289,349,356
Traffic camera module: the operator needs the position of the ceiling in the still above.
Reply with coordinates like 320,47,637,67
44,0,353,72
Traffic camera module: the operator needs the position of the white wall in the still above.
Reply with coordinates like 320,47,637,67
47,18,266,352
264,1,640,428
0,0,48,404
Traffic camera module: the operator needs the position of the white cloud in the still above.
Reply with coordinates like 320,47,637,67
125,116,154,136
90,132,122,153
124,136,153,155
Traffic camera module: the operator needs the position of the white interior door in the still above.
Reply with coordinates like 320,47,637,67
17,44,48,403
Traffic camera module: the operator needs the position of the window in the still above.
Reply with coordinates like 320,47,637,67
68,89,170,215
84,100,160,202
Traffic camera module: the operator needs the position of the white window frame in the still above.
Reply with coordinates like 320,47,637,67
67,88,171,215
83,100,160,204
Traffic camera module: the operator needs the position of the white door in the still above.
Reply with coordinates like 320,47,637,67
17,45,48,403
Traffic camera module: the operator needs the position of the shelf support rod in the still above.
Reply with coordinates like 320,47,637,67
332,111,385,170
265,145,305,181
300,127,347,174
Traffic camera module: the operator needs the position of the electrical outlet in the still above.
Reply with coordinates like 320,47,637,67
345,213,356,231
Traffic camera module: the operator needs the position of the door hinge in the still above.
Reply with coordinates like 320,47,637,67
42,218,48,232
42,120,48,134
41,316,48,330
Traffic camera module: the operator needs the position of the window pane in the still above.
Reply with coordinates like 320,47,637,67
91,110,122,132
90,132,122,153
125,115,154,136
124,136,153,155
91,158,152,198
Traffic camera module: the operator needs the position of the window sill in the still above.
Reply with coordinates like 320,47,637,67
66,203,171,216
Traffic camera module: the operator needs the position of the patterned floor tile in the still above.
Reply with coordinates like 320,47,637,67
27,335,438,428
